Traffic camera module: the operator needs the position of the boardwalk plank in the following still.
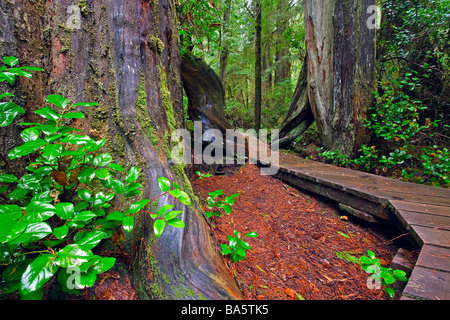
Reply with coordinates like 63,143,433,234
389,200,450,217
416,245,450,273
409,225,450,247
402,266,450,300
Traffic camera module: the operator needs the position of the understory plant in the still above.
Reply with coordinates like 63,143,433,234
205,189,239,218
0,56,190,299
220,230,258,262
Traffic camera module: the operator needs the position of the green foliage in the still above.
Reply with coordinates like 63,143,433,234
195,171,212,180
205,189,239,218
0,57,190,299
220,230,258,262
360,250,407,299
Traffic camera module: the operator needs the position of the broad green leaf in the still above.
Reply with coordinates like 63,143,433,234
61,112,85,119
7,68,32,78
24,201,57,222
21,66,44,72
106,211,125,221
61,134,91,145
123,215,134,232
111,179,125,194
20,254,58,297
367,250,376,260
157,177,171,192
157,204,175,217
154,219,166,237
78,167,96,184
11,222,52,245
42,144,62,161
127,199,150,215
74,230,104,250
20,127,40,142
90,256,116,274
123,188,141,198
0,173,17,183
73,211,96,221
3,56,19,67
166,218,185,228
223,205,232,215
53,225,69,240
77,189,91,202
126,167,139,184
78,270,97,288
72,102,99,107
55,202,75,220
80,139,105,152
385,287,395,299
95,168,111,180
0,102,25,127
177,191,191,206
55,244,93,268
0,92,14,99
8,187,28,201
93,153,113,167
164,210,182,221
34,106,60,121
245,232,258,238
107,163,124,172
46,95,68,109
221,244,232,255
8,138,47,159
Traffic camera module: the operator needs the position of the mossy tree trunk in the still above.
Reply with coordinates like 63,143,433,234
278,0,376,156
0,0,241,300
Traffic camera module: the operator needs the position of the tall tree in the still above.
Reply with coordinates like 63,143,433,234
219,0,231,87
253,0,262,132
274,0,291,84
277,0,376,156
0,0,241,300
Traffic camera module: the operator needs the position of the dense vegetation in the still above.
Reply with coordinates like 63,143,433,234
178,0,449,186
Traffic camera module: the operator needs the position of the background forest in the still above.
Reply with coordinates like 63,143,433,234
178,0,450,186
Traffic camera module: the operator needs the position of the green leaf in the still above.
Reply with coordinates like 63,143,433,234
34,106,60,121
111,179,125,194
95,168,111,180
223,205,232,215
8,138,47,159
90,256,116,274
72,102,99,107
126,167,139,184
123,216,134,232
0,173,17,183
127,199,150,215
245,232,258,238
0,102,25,127
74,211,96,221
24,201,57,223
20,66,44,72
93,153,113,167
367,250,376,260
3,56,19,67
385,287,395,299
55,202,75,220
157,204,175,217
74,230,104,250
108,163,124,172
42,144,62,161
46,95,69,109
157,177,171,192
20,254,58,297
78,167,96,184
61,112,85,119
167,218,185,228
154,219,166,238
55,244,93,268
106,211,125,221
6,67,32,78
221,244,232,255
8,187,28,201
13,222,52,244
164,210,182,221
53,225,69,240
393,269,407,281
177,191,191,206
20,127,40,142
61,134,91,145
80,139,105,152
77,189,91,202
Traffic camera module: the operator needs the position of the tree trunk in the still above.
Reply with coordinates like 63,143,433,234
253,0,262,132
218,0,231,88
274,0,291,85
304,0,375,156
0,0,241,300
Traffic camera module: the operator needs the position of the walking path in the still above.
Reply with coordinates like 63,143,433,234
270,154,450,300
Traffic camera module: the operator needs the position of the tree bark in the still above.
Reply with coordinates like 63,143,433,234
0,0,241,300
218,0,231,88
253,0,262,133
274,0,291,84
304,0,375,156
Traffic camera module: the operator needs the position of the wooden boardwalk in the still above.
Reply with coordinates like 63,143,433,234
270,153,450,300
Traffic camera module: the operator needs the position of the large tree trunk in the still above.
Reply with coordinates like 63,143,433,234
304,0,375,156
0,0,241,300
253,0,262,132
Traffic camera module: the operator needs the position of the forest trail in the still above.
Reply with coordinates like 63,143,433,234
191,164,401,300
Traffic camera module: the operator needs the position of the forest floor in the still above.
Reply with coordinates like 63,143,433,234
191,164,412,300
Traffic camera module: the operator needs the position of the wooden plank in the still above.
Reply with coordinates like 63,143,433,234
389,200,450,217
382,191,450,207
416,245,450,273
409,225,450,248
402,266,450,300
396,209,450,230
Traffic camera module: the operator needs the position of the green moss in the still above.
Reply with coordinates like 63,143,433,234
157,65,177,134
149,36,165,54
135,75,158,146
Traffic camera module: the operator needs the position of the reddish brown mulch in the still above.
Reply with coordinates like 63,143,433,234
191,164,401,300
